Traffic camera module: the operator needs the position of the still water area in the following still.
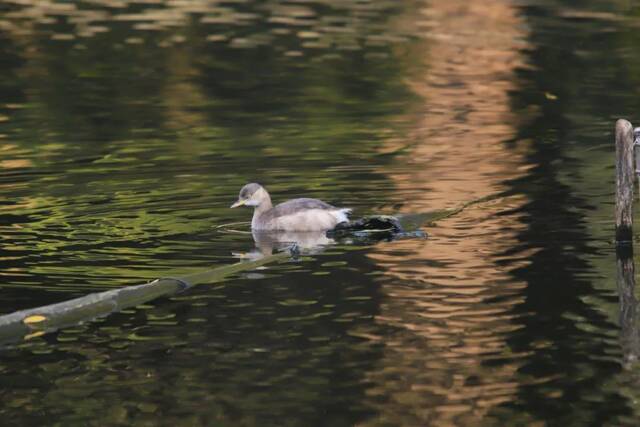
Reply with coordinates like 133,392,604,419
0,0,639,425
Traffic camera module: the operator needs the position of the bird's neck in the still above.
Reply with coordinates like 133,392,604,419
251,196,273,227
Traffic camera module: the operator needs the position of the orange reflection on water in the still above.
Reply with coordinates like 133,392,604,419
363,1,543,425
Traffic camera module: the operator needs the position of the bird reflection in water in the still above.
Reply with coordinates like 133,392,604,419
233,217,425,261
233,229,335,261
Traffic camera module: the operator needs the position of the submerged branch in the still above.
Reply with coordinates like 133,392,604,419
0,250,291,345
425,192,511,225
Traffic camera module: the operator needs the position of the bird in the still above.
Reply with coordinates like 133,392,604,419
230,183,351,231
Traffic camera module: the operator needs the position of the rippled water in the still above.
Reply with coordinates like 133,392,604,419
1,0,640,425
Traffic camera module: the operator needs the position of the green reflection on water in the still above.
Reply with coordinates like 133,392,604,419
0,0,417,294
4,0,640,426
0,1,419,425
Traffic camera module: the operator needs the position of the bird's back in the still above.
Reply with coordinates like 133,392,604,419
256,198,350,231
271,198,335,216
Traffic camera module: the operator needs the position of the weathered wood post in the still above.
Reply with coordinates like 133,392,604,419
635,126,640,195
616,119,640,364
615,119,635,243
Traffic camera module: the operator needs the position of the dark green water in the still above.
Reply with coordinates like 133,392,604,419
1,0,640,425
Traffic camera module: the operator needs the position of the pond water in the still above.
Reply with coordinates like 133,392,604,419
1,0,640,425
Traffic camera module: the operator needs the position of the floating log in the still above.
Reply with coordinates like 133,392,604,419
0,250,292,345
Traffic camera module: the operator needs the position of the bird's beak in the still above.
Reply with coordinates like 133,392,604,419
230,199,246,208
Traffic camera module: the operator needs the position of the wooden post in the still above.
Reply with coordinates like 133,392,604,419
616,120,640,364
635,127,640,196
615,119,635,243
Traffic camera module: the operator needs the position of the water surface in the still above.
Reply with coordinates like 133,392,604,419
1,0,640,425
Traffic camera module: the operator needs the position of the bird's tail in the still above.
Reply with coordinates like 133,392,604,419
335,208,352,224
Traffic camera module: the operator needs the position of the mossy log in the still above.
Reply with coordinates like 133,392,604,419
0,250,291,345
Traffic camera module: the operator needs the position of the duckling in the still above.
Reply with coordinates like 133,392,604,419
230,183,351,231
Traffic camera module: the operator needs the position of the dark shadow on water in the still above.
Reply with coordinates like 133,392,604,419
495,3,639,424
